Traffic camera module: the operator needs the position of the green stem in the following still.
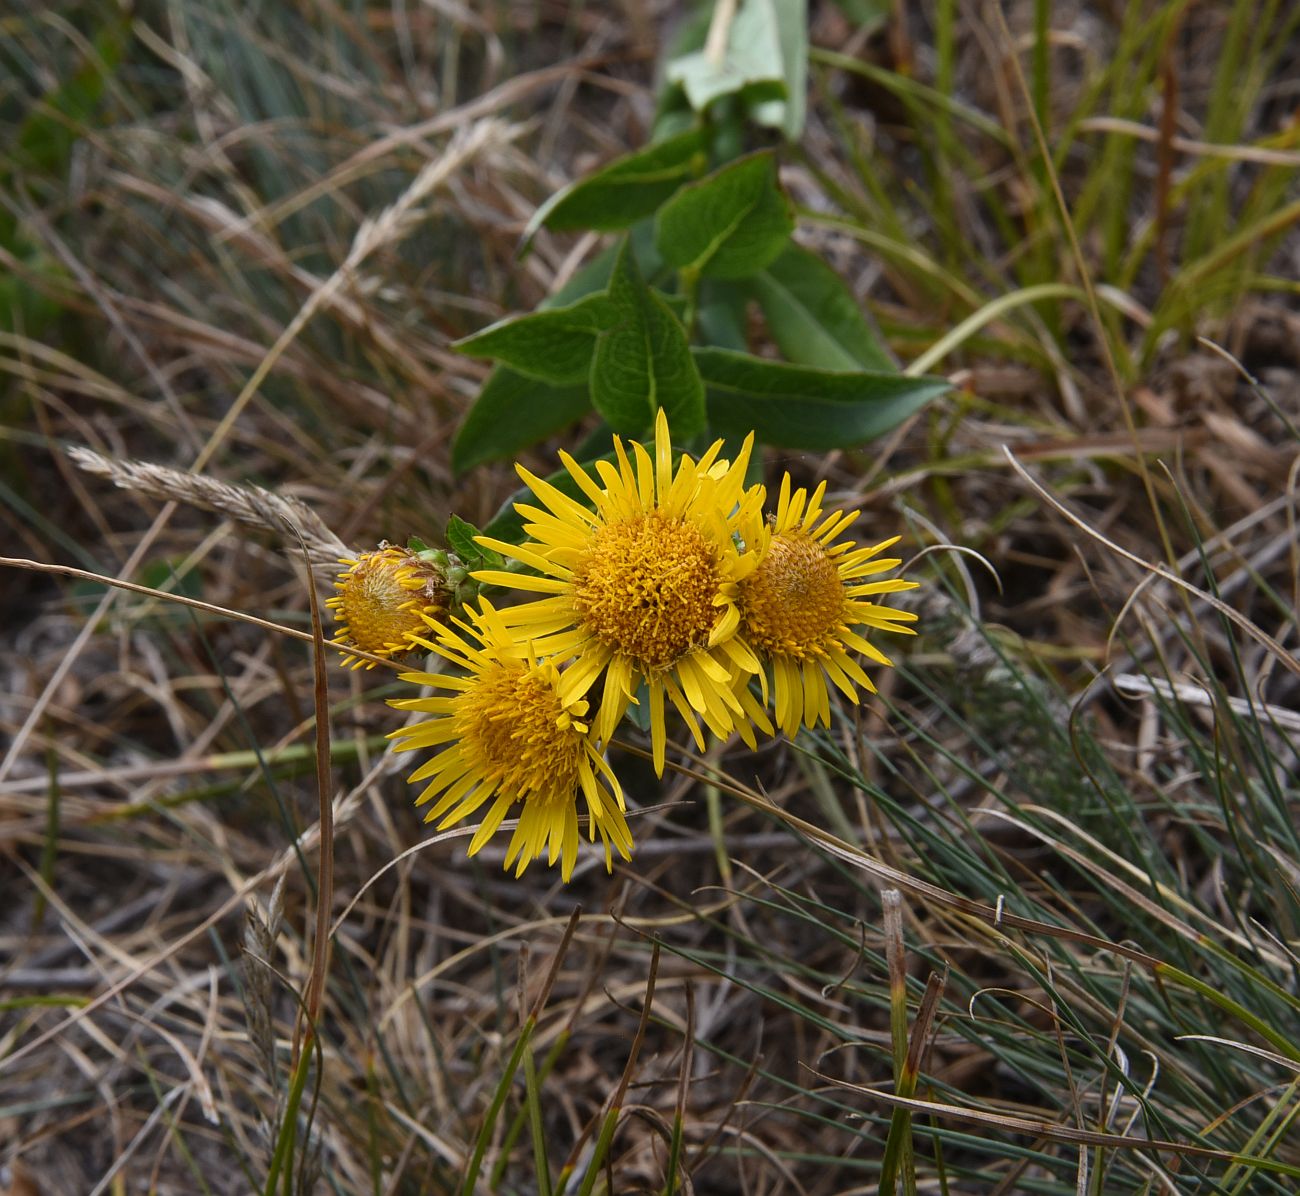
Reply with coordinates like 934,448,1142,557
263,1039,315,1196
461,1019,536,1195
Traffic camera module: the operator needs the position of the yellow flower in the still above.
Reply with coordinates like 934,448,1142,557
475,409,764,775
388,600,632,881
737,474,918,737
328,544,449,669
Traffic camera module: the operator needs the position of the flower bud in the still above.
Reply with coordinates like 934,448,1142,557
327,543,454,669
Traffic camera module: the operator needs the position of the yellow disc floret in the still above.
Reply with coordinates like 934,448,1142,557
572,512,722,668
452,660,585,796
740,530,848,659
328,544,449,669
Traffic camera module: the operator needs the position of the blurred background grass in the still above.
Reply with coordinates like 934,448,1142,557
2,2,1298,1193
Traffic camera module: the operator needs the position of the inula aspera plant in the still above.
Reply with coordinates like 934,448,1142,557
318,16,952,879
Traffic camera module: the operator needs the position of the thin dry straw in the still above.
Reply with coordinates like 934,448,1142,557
0,118,516,786
67,445,351,566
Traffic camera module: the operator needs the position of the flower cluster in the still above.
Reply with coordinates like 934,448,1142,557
344,411,919,881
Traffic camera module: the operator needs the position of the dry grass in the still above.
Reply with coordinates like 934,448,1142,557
3,3,1299,1194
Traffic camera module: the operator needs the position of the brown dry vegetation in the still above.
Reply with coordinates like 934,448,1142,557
2,3,1299,1194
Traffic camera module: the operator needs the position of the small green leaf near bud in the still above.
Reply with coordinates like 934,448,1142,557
446,515,486,565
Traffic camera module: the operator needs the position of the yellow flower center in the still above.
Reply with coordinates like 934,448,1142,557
571,512,721,670
334,554,430,654
740,531,846,659
457,662,583,801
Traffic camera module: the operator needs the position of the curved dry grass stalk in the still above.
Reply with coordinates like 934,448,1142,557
1003,447,1300,682
815,1076,1299,1172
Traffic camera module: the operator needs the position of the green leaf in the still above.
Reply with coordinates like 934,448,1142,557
590,240,705,438
668,50,785,112
664,0,807,138
451,227,670,476
655,152,794,280
451,366,591,475
525,127,707,237
453,293,618,384
696,280,750,351
446,515,502,569
444,516,480,563
748,0,809,139
666,2,785,112
693,348,948,450
550,219,670,304
749,242,894,371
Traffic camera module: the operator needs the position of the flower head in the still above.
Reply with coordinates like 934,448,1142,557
475,409,764,774
328,544,450,669
737,475,918,737
388,600,632,881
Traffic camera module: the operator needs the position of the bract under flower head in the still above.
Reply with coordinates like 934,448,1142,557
388,600,632,881
328,544,449,669
475,408,764,775
736,474,919,737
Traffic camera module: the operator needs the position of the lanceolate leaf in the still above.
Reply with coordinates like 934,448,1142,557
452,293,618,384
590,239,705,438
693,347,948,450
749,242,894,371
525,127,707,238
655,152,794,279
746,0,809,139
450,366,591,475
696,279,750,351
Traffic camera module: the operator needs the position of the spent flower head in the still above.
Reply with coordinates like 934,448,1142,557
389,600,632,881
475,409,765,775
